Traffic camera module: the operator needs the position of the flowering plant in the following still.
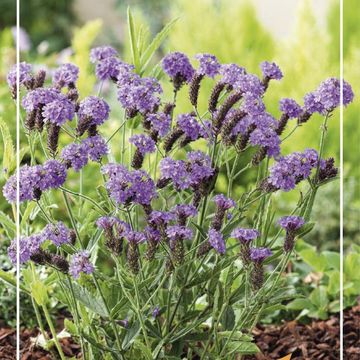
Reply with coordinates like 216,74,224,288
1,12,353,359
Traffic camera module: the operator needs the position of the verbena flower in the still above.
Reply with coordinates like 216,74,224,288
249,127,280,157
167,225,193,266
90,46,118,62
7,62,33,89
129,134,156,155
158,158,191,190
220,63,246,86
61,143,88,171
211,194,235,231
162,52,195,89
40,160,67,191
231,228,259,244
235,73,265,97
22,87,61,112
52,63,79,88
195,53,221,78
171,204,198,226
42,221,73,246
268,149,318,191
208,228,225,254
78,96,110,126
42,97,75,126
250,247,272,262
146,113,171,137
95,57,133,82
250,247,272,290
241,93,265,116
279,98,302,118
82,135,109,161
260,61,283,81
148,211,175,228
8,234,44,265
144,227,161,261
278,215,305,252
69,251,94,279
177,113,202,141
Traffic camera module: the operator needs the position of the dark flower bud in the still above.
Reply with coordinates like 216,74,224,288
166,257,174,273
192,190,202,208
251,262,264,291
209,81,226,113
69,230,77,245
276,113,290,135
33,188,42,201
47,123,61,157
156,177,171,189
87,124,98,137
163,102,176,117
163,128,184,153
251,147,267,166
221,109,246,140
235,124,256,152
131,148,145,169
197,241,212,257
51,254,70,273
126,107,138,119
25,110,37,131
297,111,312,124
35,106,45,132
259,178,278,193
318,157,338,183
76,116,92,136
67,88,79,103
30,249,52,265
127,242,140,274
213,91,243,134
189,73,204,108
34,70,46,89
179,135,193,148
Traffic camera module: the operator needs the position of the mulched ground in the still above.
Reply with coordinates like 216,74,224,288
1,304,359,359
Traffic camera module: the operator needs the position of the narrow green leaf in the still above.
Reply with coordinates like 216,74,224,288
0,211,16,238
0,117,15,178
127,7,140,72
140,18,179,74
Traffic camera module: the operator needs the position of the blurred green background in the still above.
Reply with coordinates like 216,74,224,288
0,0,358,329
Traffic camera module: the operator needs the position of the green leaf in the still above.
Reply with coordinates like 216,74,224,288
122,320,141,349
20,202,37,228
64,319,78,336
327,270,340,295
133,340,153,360
220,305,235,330
226,341,259,356
309,286,329,309
31,280,49,306
140,18,179,74
286,298,312,310
298,247,327,272
0,211,16,238
63,280,108,317
127,7,140,72
295,221,315,238
0,117,15,178
323,251,340,270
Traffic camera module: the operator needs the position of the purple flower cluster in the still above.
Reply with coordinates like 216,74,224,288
166,225,193,242
3,160,67,203
42,221,73,246
52,63,79,88
304,78,354,115
78,96,110,126
90,46,118,62
213,194,236,210
250,247,272,263
177,113,202,140
279,98,302,118
7,62,32,89
8,234,44,265
102,164,157,206
195,53,221,78
268,149,319,191
278,216,305,232
260,61,283,81
146,113,171,137
220,64,246,86
82,135,109,161
208,228,225,254
162,52,195,85
69,251,95,279
231,228,259,244
42,97,75,126
22,87,62,112
129,134,156,155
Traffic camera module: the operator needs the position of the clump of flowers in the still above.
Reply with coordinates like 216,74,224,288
2,24,353,359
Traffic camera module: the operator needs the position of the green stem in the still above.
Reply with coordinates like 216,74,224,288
42,304,66,360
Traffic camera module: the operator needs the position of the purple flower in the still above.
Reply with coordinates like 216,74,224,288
146,113,171,137
7,62,32,89
235,74,265,97
145,227,161,243
249,128,280,157
260,61,283,80
213,194,236,210
52,63,79,87
241,93,265,116
187,151,215,186
166,225,193,241
39,160,67,191
159,158,191,190
42,97,75,126
268,149,319,191
78,96,110,126
250,247,272,262
231,228,259,244
148,211,175,227
117,76,162,115
195,53,221,78
177,113,202,140
208,228,225,254
279,98,302,118
22,88,61,112
152,306,160,318
342,80,355,106
126,231,146,244
172,204,198,219
95,57,133,81
8,234,44,265
162,52,195,83
220,64,246,86
129,134,156,155
69,251,94,279
96,216,118,230
278,216,305,232
61,143,88,171
42,222,72,246
82,135,109,161
90,46,118,63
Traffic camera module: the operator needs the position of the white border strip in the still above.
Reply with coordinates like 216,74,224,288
16,0,20,358
340,0,344,359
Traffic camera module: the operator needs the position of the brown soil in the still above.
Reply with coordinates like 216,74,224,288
1,304,359,359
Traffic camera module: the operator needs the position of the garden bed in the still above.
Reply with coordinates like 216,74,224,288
1,302,359,359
